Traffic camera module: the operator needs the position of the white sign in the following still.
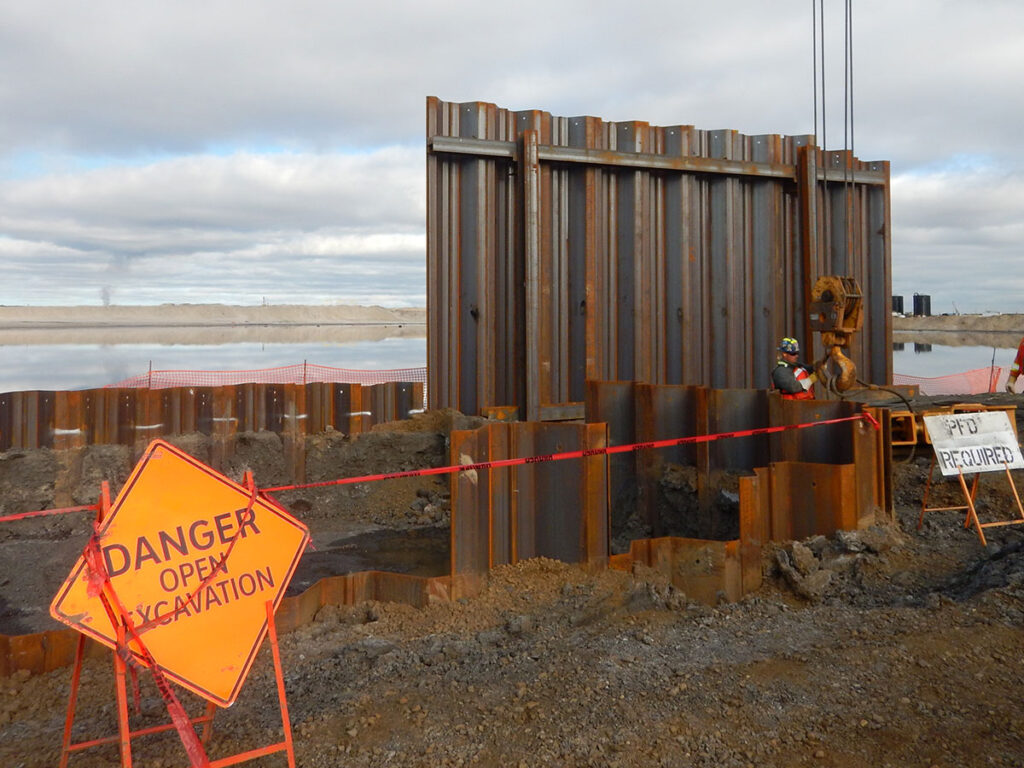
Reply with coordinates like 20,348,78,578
923,411,1024,476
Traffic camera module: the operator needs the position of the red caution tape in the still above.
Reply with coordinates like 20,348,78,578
1,413,879,519
262,412,879,494
0,503,98,524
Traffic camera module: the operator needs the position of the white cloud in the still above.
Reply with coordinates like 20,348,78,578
0,147,426,306
0,0,1023,313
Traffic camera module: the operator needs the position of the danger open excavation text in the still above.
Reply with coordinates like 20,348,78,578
131,566,276,626
95,508,276,625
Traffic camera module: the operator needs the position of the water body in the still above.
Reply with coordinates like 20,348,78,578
0,328,1013,394
0,334,426,393
892,343,1014,379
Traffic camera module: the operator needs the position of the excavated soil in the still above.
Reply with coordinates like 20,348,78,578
2,398,1024,767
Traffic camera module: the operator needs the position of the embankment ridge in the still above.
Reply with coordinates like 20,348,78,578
0,303,425,328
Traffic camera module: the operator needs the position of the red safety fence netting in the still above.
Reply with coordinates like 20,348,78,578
892,366,1005,396
108,363,1002,397
107,363,428,390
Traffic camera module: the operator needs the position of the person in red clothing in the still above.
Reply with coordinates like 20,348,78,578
771,337,817,400
1007,336,1024,393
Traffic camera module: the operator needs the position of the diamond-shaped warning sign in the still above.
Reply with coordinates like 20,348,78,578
50,439,309,707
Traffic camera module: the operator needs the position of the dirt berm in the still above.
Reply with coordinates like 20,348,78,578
894,313,1024,349
2,398,1024,767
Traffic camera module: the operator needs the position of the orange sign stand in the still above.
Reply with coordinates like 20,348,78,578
59,594,295,768
51,439,311,767
918,411,1024,546
919,456,1024,546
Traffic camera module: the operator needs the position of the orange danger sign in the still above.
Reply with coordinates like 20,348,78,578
50,439,309,707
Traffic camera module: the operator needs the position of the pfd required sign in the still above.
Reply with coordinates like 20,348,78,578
50,439,309,707
923,411,1024,477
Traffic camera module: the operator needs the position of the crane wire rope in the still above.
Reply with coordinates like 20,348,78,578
812,0,818,144
844,0,856,271
817,0,830,265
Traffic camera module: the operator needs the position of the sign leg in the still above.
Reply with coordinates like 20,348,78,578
1005,463,1024,521
266,600,296,768
199,700,217,747
957,469,987,546
59,635,88,768
114,626,134,768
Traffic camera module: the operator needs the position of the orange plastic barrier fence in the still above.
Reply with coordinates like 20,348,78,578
107,362,427,390
893,366,1003,396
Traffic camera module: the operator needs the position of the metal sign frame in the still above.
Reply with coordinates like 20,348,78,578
50,439,309,707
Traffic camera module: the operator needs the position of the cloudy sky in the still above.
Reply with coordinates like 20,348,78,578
2,0,1022,313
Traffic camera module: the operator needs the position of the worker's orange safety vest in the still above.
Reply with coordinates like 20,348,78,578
778,364,815,400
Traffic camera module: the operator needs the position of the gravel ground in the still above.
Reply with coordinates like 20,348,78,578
2,402,1024,767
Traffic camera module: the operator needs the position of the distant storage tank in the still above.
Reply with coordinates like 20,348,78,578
913,293,931,317
892,295,904,314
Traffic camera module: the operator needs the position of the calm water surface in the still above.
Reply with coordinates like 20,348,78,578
1,337,426,393
891,343,1013,379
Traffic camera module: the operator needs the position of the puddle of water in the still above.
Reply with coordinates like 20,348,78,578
286,526,450,596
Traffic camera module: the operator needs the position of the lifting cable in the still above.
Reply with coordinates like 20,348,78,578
812,0,830,263
844,0,856,268
812,0,857,268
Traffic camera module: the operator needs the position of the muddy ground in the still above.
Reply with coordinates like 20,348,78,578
2,396,1024,767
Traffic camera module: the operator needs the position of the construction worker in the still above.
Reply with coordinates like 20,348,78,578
772,337,816,400
1007,336,1024,393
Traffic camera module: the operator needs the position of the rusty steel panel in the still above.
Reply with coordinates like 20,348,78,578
34,392,55,449
450,421,609,584
4,573,456,678
132,388,166,448
698,388,771,475
584,380,637,532
0,629,104,679
587,380,888,541
0,393,12,451
634,383,701,537
304,382,332,434
330,383,357,434
264,384,285,433
854,406,890,523
624,537,743,604
485,422,513,567
450,427,491,584
209,387,238,471
53,391,86,451
521,421,605,564
8,392,44,449
0,382,430,451
769,461,858,540
364,381,424,426
767,397,858,464
583,422,610,563
739,471,769,594
111,389,134,445
427,97,892,420
275,572,449,633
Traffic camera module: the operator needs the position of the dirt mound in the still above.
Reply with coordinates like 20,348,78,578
4,516,1023,767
